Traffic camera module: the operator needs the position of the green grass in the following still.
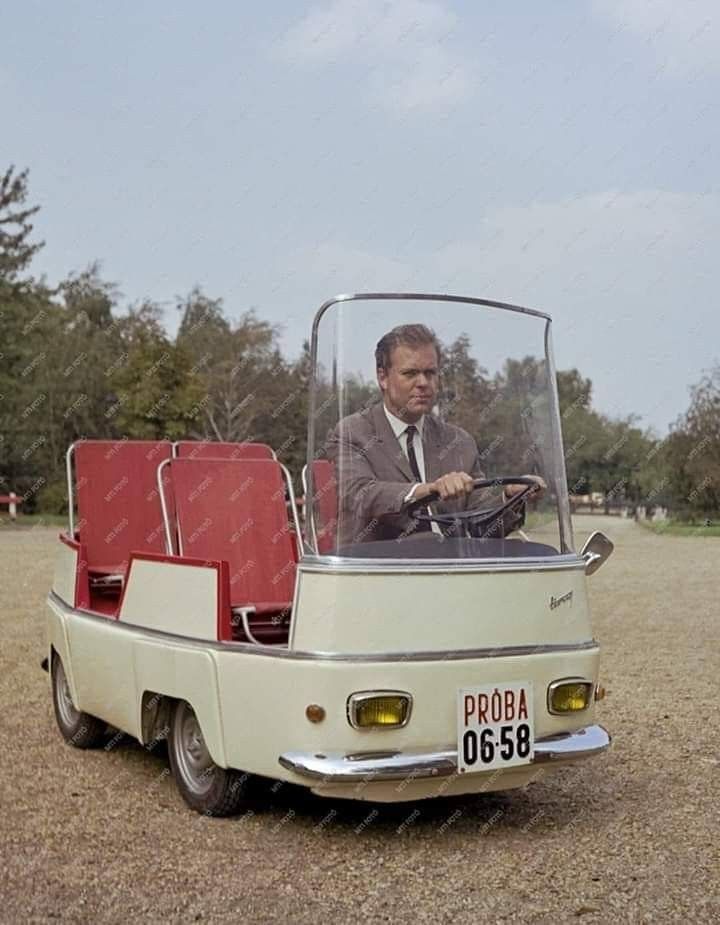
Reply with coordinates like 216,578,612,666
639,518,720,537
0,513,68,529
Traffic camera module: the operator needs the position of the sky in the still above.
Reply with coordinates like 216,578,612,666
4,0,719,434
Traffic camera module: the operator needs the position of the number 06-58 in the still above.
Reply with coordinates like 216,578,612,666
462,723,532,766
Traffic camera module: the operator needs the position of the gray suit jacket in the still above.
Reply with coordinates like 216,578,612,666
326,402,523,548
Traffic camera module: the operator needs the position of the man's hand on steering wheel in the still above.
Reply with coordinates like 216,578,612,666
412,472,546,504
404,474,548,540
504,474,547,499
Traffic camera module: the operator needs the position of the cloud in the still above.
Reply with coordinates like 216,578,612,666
593,0,720,75
289,190,717,307
274,0,476,111
431,189,717,297
433,190,719,429
287,241,413,293
284,190,719,430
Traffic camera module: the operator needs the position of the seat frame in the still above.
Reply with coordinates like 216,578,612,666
301,460,338,555
172,440,277,460
65,440,172,588
157,457,303,645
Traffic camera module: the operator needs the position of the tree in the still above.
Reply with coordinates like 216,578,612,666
439,333,492,435
0,165,55,506
0,166,44,284
653,366,720,516
109,300,203,439
177,288,279,442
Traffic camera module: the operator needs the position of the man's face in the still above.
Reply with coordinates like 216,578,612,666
378,343,439,422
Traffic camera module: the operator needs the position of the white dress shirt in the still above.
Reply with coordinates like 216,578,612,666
383,404,442,534
383,404,428,485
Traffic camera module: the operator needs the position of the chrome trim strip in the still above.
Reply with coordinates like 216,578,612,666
47,591,598,663
66,443,76,537
279,461,303,542
157,457,174,555
300,464,319,552
297,554,586,575
544,320,574,554
278,725,611,782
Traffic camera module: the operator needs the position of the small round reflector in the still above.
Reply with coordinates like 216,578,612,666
305,704,326,723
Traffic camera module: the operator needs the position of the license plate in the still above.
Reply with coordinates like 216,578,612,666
457,682,534,772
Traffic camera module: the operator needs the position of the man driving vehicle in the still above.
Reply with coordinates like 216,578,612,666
327,323,545,548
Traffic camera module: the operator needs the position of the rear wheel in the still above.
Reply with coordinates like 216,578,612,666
168,700,249,816
51,653,106,748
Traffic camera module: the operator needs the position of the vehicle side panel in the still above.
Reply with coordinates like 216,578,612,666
132,639,226,767
47,600,78,703
64,608,140,736
47,594,601,795
215,646,600,780
118,559,219,639
291,565,591,653
47,597,227,764
52,539,78,607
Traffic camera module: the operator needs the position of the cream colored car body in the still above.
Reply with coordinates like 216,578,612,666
47,540,606,802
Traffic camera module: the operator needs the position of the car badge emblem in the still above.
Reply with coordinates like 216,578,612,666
549,590,573,610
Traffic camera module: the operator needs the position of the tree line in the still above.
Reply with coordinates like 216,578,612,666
0,165,717,519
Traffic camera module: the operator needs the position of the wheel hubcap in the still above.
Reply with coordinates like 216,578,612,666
174,704,215,797
55,660,80,728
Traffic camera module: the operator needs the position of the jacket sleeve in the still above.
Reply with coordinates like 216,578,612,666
326,424,414,542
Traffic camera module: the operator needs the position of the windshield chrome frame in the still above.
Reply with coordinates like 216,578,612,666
305,292,574,561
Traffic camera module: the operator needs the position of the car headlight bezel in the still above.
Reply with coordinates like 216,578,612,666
347,691,413,730
547,678,594,715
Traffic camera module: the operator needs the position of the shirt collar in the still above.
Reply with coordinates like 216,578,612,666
383,403,424,439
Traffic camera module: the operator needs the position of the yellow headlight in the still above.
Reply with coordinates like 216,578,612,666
548,680,592,714
347,692,412,729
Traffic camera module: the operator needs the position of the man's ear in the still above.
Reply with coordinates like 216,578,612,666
377,367,387,393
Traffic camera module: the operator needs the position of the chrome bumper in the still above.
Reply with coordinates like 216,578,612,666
279,724,610,783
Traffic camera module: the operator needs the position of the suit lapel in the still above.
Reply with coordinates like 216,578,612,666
371,403,414,481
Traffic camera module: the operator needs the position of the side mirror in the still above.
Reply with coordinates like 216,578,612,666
580,531,614,575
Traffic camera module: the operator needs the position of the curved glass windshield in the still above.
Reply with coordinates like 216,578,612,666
305,295,573,560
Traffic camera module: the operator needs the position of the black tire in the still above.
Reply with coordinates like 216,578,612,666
51,653,106,748
168,700,249,817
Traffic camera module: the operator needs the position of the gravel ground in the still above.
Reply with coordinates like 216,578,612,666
1,517,718,924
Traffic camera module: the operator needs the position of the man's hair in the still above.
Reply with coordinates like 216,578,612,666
375,324,440,372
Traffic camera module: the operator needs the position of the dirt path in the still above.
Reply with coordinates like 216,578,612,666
0,518,718,923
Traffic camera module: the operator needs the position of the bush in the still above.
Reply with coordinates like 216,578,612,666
36,479,69,516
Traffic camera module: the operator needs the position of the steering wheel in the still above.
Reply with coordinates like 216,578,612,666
405,476,541,539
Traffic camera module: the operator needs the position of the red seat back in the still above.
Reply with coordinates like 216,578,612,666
73,440,173,574
311,460,338,554
175,441,274,460
169,458,296,610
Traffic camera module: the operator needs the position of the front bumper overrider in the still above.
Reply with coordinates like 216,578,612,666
278,724,610,783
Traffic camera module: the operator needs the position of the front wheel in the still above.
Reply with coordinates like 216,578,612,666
168,700,249,816
51,653,106,748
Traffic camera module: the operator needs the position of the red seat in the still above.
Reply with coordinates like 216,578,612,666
175,441,275,460
68,440,172,616
306,460,338,554
165,458,299,643
71,439,174,586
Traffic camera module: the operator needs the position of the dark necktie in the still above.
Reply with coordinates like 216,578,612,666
405,425,431,532
405,425,423,480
